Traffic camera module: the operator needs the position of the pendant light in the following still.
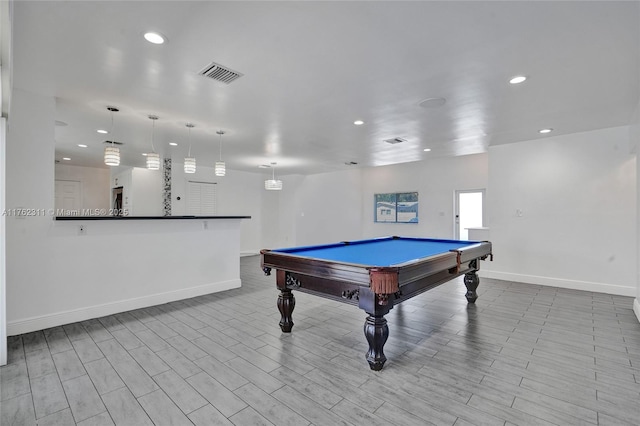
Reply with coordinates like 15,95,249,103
146,115,160,170
103,106,120,166
215,130,226,176
184,123,196,174
265,162,283,190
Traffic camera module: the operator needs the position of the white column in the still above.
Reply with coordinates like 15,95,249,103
0,117,6,365
633,102,640,323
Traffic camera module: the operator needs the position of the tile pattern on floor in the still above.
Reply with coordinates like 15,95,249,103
1,255,640,425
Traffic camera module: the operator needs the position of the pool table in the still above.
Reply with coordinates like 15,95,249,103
261,236,493,370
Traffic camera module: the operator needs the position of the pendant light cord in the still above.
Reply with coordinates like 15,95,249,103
110,110,115,146
150,119,156,153
187,126,192,157
218,131,223,161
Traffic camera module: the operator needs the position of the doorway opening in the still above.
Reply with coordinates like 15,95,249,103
112,187,123,215
455,189,485,240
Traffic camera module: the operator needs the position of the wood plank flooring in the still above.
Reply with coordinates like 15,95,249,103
1,255,639,425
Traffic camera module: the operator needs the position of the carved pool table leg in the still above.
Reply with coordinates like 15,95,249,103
364,314,388,371
277,289,295,332
464,270,480,303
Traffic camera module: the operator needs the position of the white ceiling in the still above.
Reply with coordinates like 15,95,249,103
11,1,640,175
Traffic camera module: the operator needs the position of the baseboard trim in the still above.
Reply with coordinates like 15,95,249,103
7,279,241,336
240,251,260,257
479,270,636,297
634,298,640,323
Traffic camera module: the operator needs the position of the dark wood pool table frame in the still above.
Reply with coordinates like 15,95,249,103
261,236,493,370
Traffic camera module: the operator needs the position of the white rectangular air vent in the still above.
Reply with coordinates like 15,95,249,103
198,62,244,84
384,137,407,145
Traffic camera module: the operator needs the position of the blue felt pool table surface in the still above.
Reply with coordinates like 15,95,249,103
272,237,479,267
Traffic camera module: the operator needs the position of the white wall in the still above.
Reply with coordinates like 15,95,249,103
109,167,162,216
1,117,7,365
632,100,640,321
269,155,489,248
361,155,489,240
0,0,11,365
259,169,366,250
6,89,56,331
260,174,290,250
487,126,636,296
131,167,162,216
171,163,262,254
5,89,244,335
55,163,110,210
292,170,363,247
7,218,243,335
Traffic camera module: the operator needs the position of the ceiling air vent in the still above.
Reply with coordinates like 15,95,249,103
198,62,244,84
384,137,407,145
103,140,124,145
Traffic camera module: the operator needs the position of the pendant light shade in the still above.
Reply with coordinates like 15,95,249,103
146,152,160,170
215,161,226,176
146,115,160,170
184,123,196,173
265,162,282,190
104,106,120,166
104,146,120,166
184,157,196,173
215,130,226,176
264,179,283,190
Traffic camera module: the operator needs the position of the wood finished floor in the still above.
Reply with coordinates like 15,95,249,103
1,255,640,425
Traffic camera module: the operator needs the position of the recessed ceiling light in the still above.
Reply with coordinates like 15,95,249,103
353,120,364,126
144,32,166,44
258,164,271,169
78,144,88,148
97,129,108,134
509,75,527,84
62,157,71,161
423,148,431,152
538,128,553,134
142,153,148,156
169,142,178,146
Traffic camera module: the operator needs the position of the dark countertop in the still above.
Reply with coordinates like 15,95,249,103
55,215,251,221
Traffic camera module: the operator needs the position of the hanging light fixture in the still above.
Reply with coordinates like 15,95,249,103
184,123,196,173
215,130,226,176
104,106,120,166
146,115,160,170
265,162,283,190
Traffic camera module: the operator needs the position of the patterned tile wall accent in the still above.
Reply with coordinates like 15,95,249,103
163,158,172,216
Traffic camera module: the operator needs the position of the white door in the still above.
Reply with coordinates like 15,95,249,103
455,189,485,240
55,180,81,212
